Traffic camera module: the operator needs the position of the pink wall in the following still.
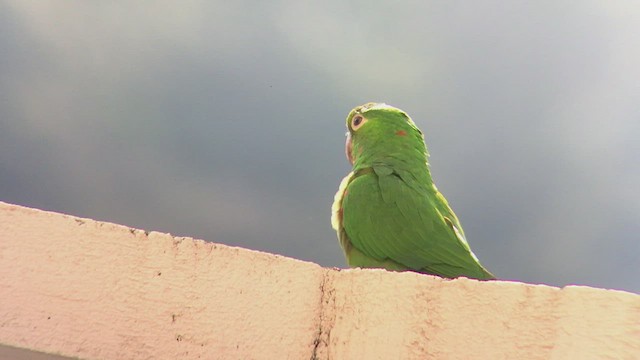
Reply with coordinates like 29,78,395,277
1,201,638,359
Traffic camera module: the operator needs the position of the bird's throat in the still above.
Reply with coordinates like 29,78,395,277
345,133,354,165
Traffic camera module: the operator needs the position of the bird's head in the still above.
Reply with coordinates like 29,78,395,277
345,102,424,167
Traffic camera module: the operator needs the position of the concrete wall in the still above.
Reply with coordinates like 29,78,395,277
0,201,638,360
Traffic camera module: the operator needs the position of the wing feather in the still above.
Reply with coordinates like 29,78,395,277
342,167,494,279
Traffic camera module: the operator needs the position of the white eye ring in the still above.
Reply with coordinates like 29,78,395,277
351,115,367,131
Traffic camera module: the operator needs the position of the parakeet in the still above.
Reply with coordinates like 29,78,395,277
331,103,495,280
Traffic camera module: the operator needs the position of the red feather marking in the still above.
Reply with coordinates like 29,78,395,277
396,130,407,136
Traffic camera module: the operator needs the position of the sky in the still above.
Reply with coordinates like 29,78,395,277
1,1,638,293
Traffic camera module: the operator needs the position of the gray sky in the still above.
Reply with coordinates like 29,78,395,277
1,1,638,293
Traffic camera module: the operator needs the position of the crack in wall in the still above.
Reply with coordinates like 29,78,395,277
310,269,335,360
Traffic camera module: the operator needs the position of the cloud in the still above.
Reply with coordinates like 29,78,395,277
1,1,638,292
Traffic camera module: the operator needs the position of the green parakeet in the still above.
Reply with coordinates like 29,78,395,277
331,103,495,280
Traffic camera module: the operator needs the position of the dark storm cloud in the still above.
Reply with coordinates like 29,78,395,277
1,1,638,292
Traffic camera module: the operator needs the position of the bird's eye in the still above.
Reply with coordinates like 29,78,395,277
351,115,367,131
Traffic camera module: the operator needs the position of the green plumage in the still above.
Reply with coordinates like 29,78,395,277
331,103,495,280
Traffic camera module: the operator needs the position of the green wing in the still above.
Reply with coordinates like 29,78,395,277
340,166,495,280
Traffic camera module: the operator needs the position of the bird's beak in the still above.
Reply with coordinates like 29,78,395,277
345,132,354,165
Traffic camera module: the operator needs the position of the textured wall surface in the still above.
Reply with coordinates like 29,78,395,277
0,201,638,360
